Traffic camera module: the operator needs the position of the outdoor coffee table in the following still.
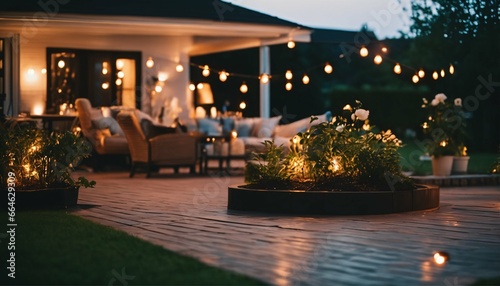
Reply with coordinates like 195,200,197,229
199,135,246,175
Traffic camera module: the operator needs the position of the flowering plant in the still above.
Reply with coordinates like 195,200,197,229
246,101,414,191
421,93,467,157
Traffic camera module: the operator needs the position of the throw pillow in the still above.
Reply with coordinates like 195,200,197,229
253,116,282,138
221,117,235,135
234,118,254,137
92,117,124,136
140,119,176,139
197,118,222,135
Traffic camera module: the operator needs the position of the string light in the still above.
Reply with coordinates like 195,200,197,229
324,63,333,74
360,46,369,57
158,72,168,82
412,74,419,83
115,79,122,86
116,60,125,70
418,69,425,78
219,71,228,82
240,82,248,93
155,85,162,92
302,74,310,84
260,73,270,84
146,57,154,68
381,47,388,53
117,71,125,78
102,82,109,89
176,64,184,72
285,82,293,91
393,63,402,74
287,40,296,49
58,60,65,68
449,64,455,74
239,101,246,109
440,69,445,77
374,55,383,65
285,70,293,80
197,83,204,89
433,71,439,80
202,65,210,77
189,83,196,91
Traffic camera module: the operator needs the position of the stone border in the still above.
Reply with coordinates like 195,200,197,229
227,185,439,215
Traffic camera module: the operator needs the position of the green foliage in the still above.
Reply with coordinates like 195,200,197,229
0,121,95,189
245,140,291,188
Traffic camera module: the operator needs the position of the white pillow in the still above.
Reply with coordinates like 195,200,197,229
253,116,282,138
92,117,124,136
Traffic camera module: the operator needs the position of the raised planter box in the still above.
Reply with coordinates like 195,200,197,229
14,186,80,209
227,184,439,215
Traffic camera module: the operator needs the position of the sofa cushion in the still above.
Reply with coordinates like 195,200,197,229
140,119,176,139
92,117,124,136
274,117,310,138
252,116,281,138
234,118,255,137
197,118,222,135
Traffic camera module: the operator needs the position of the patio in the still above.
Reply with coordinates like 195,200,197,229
73,171,500,286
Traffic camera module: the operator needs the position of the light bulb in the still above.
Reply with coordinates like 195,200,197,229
374,55,383,65
155,85,162,93
197,83,204,90
381,47,388,53
202,65,210,77
260,73,270,84
302,74,310,84
432,71,439,80
418,69,425,78
285,82,292,91
102,68,108,75
158,72,168,82
239,101,246,110
58,60,65,68
412,74,419,83
449,64,455,74
360,46,368,57
117,71,125,78
27,68,35,75
240,82,248,93
176,64,184,72
287,40,295,49
324,63,333,74
102,82,109,89
285,70,293,80
41,68,47,74
189,83,196,91
440,69,445,77
115,79,122,86
116,60,124,70
146,57,154,68
394,63,402,74
219,71,228,82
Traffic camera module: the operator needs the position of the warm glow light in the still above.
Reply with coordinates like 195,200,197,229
158,72,168,82
260,73,270,84
422,122,429,129
197,83,204,90
239,101,246,109
302,74,310,84
440,140,448,147
240,82,248,93
433,71,439,80
374,55,383,64
331,158,341,172
285,82,292,91
58,60,65,68
287,40,295,49
412,74,420,83
440,69,445,77
433,252,449,265
102,68,108,75
231,130,238,139
176,64,184,72
362,122,370,131
418,69,425,78
41,68,47,74
343,104,352,111
219,71,228,82
115,79,122,86
202,65,210,77
33,103,44,115
155,85,163,92
102,82,109,89
117,71,125,78
462,146,467,156
324,63,333,74
116,60,124,70
360,46,369,57
102,62,109,75
449,64,455,74
285,70,293,80
146,57,154,68
394,63,402,74
27,68,35,75
381,47,388,53
189,83,196,91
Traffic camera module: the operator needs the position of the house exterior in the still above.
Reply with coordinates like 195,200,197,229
0,0,311,122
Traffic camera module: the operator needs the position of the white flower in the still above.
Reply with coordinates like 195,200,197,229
336,124,345,132
454,98,462,106
355,109,370,121
422,98,428,104
351,113,356,121
435,93,447,103
343,104,352,111
431,98,440,106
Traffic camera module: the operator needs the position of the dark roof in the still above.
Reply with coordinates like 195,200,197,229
0,0,304,28
311,28,378,43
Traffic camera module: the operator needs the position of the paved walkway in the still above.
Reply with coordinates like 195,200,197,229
73,172,500,286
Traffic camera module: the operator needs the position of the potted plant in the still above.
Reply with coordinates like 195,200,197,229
1,120,95,209
421,93,467,176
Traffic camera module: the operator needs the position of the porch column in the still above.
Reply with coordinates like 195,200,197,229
259,46,270,118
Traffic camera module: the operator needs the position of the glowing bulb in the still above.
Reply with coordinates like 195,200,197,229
117,71,125,78
449,64,454,74
285,70,293,80
158,72,168,82
418,69,425,78
394,63,402,74
115,79,122,86
102,82,109,89
360,46,368,57
27,68,35,75
433,71,439,80
285,82,292,91
440,69,445,77
102,68,108,75
176,64,184,72
374,55,383,64
116,60,124,70
412,74,419,83
197,83,204,90
58,60,65,68
231,130,238,139
219,71,228,82
324,63,333,74
202,65,210,77
189,83,196,91
302,74,310,84
240,82,248,93
381,47,388,53
41,68,47,74
146,57,154,68
260,73,270,84
239,101,246,109
433,252,449,265
155,85,163,93
287,40,295,49
33,103,44,115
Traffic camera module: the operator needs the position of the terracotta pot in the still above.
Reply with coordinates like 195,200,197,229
452,156,470,174
432,156,454,176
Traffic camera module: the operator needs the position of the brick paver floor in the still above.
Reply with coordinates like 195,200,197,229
73,171,500,286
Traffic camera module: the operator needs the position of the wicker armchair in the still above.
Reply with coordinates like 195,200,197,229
116,111,199,177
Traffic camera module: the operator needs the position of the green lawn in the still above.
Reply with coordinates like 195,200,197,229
398,143,498,176
0,210,265,285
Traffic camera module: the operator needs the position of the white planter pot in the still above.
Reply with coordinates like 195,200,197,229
452,156,470,174
432,156,454,176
